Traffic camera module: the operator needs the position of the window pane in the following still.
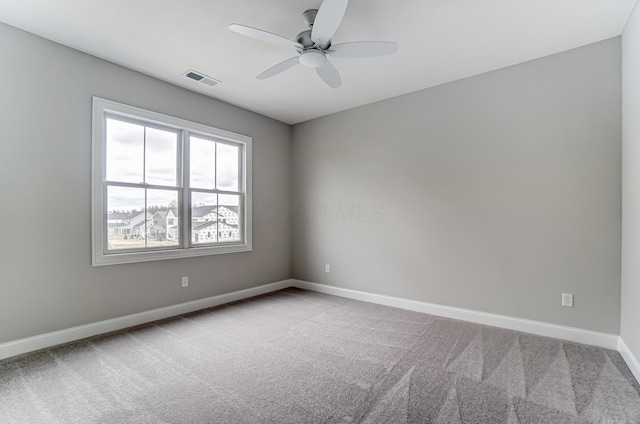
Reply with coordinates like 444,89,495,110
217,143,239,192
107,186,146,250
191,192,217,245
190,136,216,189
146,127,178,186
106,118,144,183
218,194,241,242
146,189,180,247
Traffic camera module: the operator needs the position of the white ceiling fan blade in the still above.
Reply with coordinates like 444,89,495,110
229,24,302,50
311,0,348,47
257,57,300,80
316,60,342,88
328,41,399,58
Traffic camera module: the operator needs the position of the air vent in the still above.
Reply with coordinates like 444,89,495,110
183,70,220,87
185,71,204,81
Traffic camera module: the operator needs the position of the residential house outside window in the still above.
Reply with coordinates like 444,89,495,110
92,97,252,266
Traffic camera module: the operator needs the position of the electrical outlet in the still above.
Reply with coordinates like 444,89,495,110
562,293,573,307
182,276,189,288
325,264,330,273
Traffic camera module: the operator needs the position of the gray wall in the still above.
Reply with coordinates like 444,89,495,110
292,38,622,334
621,6,640,362
0,20,626,345
0,23,291,344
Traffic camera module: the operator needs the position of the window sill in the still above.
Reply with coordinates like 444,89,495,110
92,242,252,266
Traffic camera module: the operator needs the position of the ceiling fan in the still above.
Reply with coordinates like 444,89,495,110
229,0,398,88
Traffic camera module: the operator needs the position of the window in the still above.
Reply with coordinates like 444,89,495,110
92,97,252,266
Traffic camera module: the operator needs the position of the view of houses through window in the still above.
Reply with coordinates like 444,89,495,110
106,201,241,250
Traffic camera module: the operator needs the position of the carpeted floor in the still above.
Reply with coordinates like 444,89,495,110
1,288,639,423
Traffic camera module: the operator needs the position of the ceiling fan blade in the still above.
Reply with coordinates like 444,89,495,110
311,0,348,47
316,60,342,88
229,24,302,50
257,57,300,80
328,41,399,58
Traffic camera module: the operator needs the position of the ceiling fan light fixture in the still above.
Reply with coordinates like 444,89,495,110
299,50,326,68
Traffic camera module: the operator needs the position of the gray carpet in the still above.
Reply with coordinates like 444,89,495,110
1,288,639,423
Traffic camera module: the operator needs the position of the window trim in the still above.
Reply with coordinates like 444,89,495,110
91,97,252,266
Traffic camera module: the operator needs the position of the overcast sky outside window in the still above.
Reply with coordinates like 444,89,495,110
106,118,239,212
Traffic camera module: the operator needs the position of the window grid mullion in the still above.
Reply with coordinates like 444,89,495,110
142,126,147,248
144,187,148,249
214,141,217,191
178,129,186,249
190,188,242,196
142,126,147,185
104,181,179,191
103,181,109,254
183,131,191,248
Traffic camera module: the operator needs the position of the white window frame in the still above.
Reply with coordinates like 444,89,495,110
91,97,252,266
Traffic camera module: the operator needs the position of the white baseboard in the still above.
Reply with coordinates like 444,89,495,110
292,280,620,350
619,338,640,384
1,278,627,365
0,279,293,361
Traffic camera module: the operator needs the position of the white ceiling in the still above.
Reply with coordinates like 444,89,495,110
0,0,637,124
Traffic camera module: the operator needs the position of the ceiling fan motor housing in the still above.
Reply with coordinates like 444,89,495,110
296,30,315,48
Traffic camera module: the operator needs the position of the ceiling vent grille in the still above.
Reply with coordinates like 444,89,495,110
183,70,220,87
